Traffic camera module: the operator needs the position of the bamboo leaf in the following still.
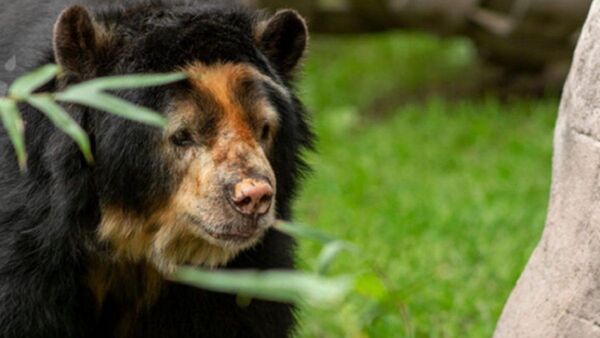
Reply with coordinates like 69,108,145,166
316,241,355,275
56,91,167,127
62,72,186,93
276,221,338,244
27,95,93,163
173,267,352,308
9,64,60,98
0,98,26,170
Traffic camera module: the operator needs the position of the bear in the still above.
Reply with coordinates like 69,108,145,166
0,1,313,337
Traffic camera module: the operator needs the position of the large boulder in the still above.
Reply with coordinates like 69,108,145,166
494,1,600,337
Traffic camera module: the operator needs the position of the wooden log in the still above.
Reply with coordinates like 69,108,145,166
255,0,593,92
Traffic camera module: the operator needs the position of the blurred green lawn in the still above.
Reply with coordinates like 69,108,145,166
293,32,557,337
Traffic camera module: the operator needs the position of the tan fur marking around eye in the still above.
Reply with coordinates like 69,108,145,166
165,99,197,133
257,98,280,140
183,62,283,167
186,63,259,145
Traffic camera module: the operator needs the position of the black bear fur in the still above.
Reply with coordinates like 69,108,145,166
0,1,313,337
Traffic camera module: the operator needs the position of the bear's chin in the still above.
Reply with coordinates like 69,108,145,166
146,226,266,275
98,206,272,275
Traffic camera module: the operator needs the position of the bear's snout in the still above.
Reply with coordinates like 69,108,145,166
228,178,274,217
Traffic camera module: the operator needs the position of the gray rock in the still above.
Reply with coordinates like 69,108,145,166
494,1,600,337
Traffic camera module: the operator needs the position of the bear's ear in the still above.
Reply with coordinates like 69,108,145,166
53,5,101,78
255,9,308,79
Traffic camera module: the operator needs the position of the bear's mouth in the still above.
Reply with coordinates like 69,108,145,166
203,228,258,242
184,213,268,246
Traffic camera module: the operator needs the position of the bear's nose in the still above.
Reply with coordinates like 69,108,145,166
230,178,274,217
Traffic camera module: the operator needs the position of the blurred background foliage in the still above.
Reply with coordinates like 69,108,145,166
290,18,559,338
254,0,591,95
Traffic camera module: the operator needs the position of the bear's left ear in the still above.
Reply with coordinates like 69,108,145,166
53,5,103,78
255,9,308,79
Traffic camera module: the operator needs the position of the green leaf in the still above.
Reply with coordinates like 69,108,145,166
316,241,355,275
9,64,60,99
62,72,186,93
276,221,338,244
27,95,93,163
54,73,185,128
173,267,352,308
56,91,167,127
0,98,26,170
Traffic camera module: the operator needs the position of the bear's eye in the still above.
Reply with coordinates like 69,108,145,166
260,123,271,141
170,130,195,147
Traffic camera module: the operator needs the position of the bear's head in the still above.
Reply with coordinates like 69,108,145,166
49,3,311,275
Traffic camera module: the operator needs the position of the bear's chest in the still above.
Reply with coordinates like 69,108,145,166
87,259,164,337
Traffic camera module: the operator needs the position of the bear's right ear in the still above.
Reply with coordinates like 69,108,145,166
255,10,308,80
53,5,101,78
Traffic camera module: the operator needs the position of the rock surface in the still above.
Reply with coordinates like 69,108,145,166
494,1,600,337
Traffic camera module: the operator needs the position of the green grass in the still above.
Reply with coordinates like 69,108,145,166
293,32,558,337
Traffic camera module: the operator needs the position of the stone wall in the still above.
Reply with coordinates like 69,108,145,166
494,1,600,336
